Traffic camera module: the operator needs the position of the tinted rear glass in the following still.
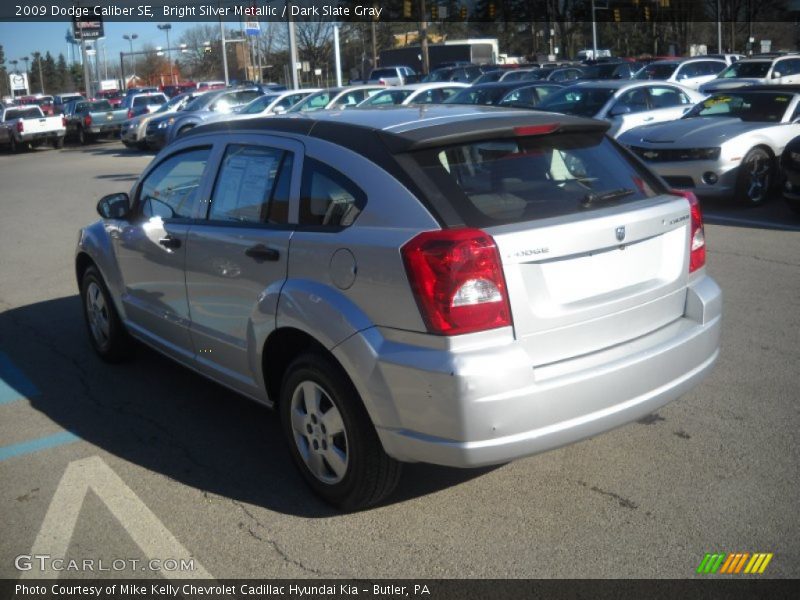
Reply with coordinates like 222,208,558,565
536,88,615,117
408,133,663,227
635,63,678,79
6,108,42,119
719,61,770,78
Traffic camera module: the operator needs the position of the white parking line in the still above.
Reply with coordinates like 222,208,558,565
704,213,800,231
22,456,212,579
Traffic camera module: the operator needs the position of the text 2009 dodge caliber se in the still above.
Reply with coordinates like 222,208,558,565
76,106,722,510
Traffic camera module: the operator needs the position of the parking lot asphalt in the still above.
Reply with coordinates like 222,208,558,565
0,140,798,579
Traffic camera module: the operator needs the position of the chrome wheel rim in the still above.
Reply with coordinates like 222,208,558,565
289,380,349,484
85,282,110,348
746,154,770,202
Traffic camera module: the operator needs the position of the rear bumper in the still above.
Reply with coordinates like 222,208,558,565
19,129,65,142
340,276,722,468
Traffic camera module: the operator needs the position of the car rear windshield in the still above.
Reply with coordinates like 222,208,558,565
719,61,771,78
87,101,112,111
6,107,42,119
407,132,664,227
133,95,166,107
635,63,678,79
446,85,518,105
371,68,399,78
536,87,615,118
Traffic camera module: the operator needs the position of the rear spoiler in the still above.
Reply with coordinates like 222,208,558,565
379,116,610,153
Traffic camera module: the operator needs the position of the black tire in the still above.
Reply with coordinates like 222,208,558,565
121,140,134,148
52,137,64,149
786,198,800,216
78,127,91,145
735,147,773,206
176,125,193,138
80,265,133,363
280,352,402,511
9,136,18,153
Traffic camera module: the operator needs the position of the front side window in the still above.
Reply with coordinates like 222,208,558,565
299,159,365,228
209,144,292,225
536,87,616,117
138,147,211,220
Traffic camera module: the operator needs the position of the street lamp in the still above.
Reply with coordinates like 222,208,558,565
157,24,175,84
123,33,138,83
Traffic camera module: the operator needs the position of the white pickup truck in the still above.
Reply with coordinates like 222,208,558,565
0,105,66,152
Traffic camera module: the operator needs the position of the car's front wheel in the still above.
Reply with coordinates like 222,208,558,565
735,147,773,205
80,266,132,362
280,353,401,511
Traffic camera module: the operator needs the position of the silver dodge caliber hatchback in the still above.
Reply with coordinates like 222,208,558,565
76,106,722,510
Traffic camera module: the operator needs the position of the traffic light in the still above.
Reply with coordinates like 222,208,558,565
403,0,411,18
644,6,650,20
660,0,670,7
431,4,438,20
488,2,496,19
613,8,620,22
460,5,467,20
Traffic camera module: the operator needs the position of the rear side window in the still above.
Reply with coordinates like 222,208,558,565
208,144,292,225
409,133,663,227
299,159,365,228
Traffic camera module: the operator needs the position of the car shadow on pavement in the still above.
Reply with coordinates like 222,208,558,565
0,296,495,516
699,195,800,231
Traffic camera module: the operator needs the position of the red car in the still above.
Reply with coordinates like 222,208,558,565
97,90,124,107
18,95,55,115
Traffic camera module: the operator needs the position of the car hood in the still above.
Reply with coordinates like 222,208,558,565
621,117,768,146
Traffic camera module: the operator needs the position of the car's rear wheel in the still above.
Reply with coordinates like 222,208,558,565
78,127,92,145
80,266,132,362
9,136,18,153
280,353,401,511
735,147,773,206
52,137,64,149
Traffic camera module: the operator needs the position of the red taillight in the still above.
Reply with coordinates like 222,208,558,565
61,116,67,127
16,120,24,133
513,124,560,136
84,114,92,127
127,109,134,119
671,190,706,272
402,228,512,335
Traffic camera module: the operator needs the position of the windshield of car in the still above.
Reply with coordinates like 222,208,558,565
581,63,622,78
183,93,216,112
535,87,616,117
361,89,413,106
288,91,334,112
133,95,167,107
445,85,517,105
409,132,661,227
717,61,771,78
156,94,188,113
634,63,678,80
683,92,792,121
239,94,281,114
423,69,452,83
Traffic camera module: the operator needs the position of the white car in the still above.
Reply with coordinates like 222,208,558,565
356,83,468,107
534,81,705,138
287,86,385,112
234,89,320,116
619,89,800,205
699,55,800,93
634,58,727,90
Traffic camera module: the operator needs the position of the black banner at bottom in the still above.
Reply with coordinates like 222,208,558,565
2,579,799,600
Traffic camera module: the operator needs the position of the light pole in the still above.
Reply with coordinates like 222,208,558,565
123,33,138,85
37,54,45,94
157,24,174,84
20,57,30,94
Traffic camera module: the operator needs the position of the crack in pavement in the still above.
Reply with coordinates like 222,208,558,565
577,480,639,510
708,249,800,268
229,498,345,577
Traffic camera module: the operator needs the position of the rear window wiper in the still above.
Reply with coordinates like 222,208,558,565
581,188,635,209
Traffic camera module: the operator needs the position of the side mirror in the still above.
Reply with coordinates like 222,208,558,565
272,105,287,115
772,71,782,79
609,104,632,117
97,193,131,219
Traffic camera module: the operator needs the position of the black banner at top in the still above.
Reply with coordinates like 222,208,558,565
3,0,800,23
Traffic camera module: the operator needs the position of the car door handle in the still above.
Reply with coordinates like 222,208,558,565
158,235,182,249
245,244,280,262
644,117,654,121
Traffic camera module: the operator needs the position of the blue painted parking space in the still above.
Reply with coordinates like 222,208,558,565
0,351,39,405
